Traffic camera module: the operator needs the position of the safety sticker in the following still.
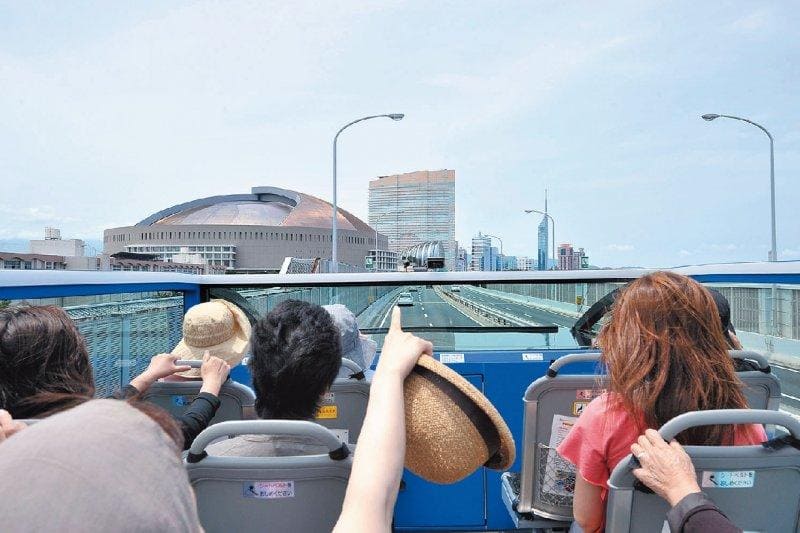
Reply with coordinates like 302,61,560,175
322,392,335,404
316,405,338,419
572,401,590,416
439,353,465,364
701,470,755,488
172,395,193,407
329,429,350,444
522,353,544,361
576,389,605,400
244,481,295,499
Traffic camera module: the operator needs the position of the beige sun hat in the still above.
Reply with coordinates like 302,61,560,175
170,299,251,378
403,354,515,484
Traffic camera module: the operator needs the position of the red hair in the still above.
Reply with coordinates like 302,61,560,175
597,272,748,445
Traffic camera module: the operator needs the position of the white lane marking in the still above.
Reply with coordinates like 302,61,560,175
379,298,398,328
424,313,428,318
429,322,434,327
782,392,800,402
773,364,800,374
421,306,425,311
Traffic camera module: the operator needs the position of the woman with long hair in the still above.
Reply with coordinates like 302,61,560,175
557,272,765,532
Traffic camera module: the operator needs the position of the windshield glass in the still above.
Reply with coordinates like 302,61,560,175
209,280,627,352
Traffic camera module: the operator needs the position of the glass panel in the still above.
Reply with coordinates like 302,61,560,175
209,281,628,352
4,291,183,397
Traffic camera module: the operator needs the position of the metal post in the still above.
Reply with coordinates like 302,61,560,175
702,113,776,261
331,114,404,273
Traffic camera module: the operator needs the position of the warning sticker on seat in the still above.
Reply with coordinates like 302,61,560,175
576,389,605,400
701,470,755,488
572,401,590,416
329,429,350,444
439,353,465,364
322,392,335,404
244,481,295,499
316,405,338,419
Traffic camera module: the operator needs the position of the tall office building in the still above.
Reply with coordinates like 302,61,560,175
368,170,456,270
470,232,496,271
537,190,549,270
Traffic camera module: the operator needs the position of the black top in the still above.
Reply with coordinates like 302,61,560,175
115,384,221,450
666,492,741,533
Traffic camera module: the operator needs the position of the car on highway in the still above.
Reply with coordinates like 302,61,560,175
451,285,461,292
397,292,414,306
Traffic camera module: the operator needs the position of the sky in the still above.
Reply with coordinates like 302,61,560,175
1,0,798,267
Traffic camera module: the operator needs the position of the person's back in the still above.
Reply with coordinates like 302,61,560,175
557,272,765,532
0,305,95,418
207,300,342,457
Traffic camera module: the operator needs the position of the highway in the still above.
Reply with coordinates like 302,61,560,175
357,285,800,415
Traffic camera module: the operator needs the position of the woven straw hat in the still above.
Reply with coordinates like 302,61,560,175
170,299,251,378
404,354,515,484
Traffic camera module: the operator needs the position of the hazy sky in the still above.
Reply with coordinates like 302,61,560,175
1,1,798,267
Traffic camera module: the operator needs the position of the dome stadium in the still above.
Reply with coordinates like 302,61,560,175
103,187,386,272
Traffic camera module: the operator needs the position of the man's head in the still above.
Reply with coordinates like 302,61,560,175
249,300,341,419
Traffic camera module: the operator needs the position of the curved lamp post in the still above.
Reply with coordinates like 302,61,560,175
702,113,776,262
483,234,504,271
524,209,555,269
332,113,404,272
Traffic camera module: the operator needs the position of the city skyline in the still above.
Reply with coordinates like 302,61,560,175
1,2,798,268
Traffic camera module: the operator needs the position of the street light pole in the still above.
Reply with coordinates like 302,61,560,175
702,113,776,261
524,209,555,269
332,113,404,272
483,234,504,270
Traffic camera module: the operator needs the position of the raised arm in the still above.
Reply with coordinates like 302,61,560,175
333,307,433,533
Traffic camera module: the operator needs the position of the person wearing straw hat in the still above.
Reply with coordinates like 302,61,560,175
119,299,251,448
335,307,515,532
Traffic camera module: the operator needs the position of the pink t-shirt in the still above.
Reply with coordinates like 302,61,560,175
557,393,767,501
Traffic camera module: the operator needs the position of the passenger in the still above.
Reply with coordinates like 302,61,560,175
0,399,202,532
0,305,95,417
117,299,249,448
206,299,342,456
631,429,740,533
334,306,432,532
324,303,378,371
708,288,744,350
0,409,26,443
557,272,766,533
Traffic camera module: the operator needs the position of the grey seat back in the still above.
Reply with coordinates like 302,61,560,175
185,420,353,533
606,410,800,532
315,358,371,444
142,361,256,424
730,350,782,411
517,352,605,520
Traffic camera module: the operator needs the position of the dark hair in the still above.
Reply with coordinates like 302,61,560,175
249,300,341,419
0,306,95,417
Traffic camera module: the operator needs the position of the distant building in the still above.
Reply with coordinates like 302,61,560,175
366,249,399,272
471,232,498,271
104,186,377,272
0,252,66,270
455,244,468,272
557,243,588,270
368,170,456,270
537,191,550,271
514,256,536,271
501,255,518,271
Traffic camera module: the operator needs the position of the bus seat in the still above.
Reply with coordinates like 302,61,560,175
730,350,782,411
185,420,352,533
142,362,256,424
505,350,780,523
315,358,371,444
606,409,800,532
511,352,605,521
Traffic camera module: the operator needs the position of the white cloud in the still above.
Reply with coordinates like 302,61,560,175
781,248,800,259
728,8,773,34
678,249,692,257
606,244,634,252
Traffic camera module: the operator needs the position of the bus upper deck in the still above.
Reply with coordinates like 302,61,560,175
1,263,799,531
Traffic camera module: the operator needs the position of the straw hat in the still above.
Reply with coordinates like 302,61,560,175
404,354,515,484
170,299,251,378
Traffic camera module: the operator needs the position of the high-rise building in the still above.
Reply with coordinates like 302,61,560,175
515,256,536,271
537,190,549,271
557,243,587,270
470,232,497,271
368,170,456,270
455,244,468,271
